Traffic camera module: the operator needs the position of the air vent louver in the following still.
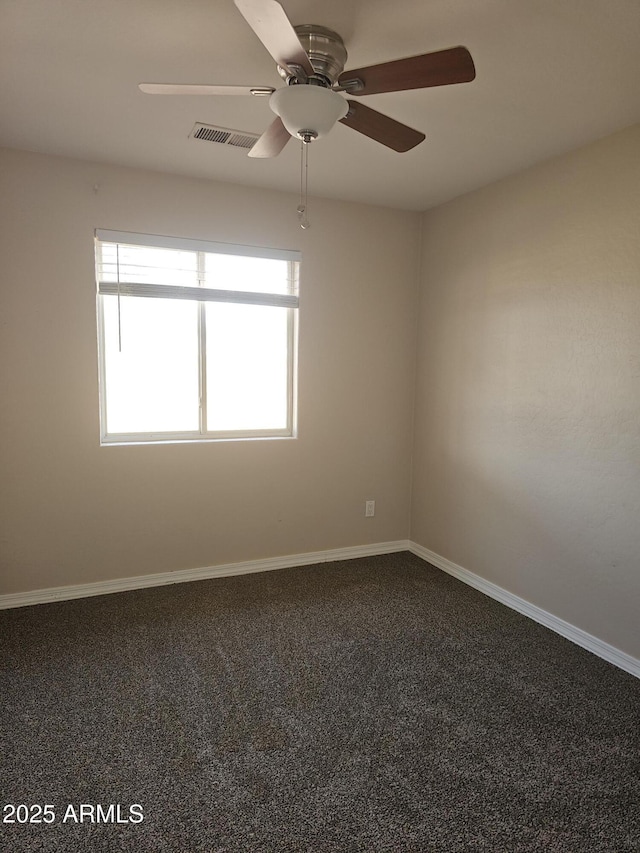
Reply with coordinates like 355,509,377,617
190,123,259,150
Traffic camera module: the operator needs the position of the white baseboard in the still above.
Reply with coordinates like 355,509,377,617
0,540,410,611
2,539,637,680
408,541,640,680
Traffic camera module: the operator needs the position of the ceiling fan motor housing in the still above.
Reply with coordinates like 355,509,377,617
277,25,348,87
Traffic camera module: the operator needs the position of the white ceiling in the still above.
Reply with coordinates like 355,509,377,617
2,0,640,211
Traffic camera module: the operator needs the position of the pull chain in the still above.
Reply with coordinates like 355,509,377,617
116,243,123,352
297,139,310,230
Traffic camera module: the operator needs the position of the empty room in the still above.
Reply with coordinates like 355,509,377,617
1,0,639,850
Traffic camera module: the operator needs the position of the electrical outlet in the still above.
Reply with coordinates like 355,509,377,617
365,500,375,517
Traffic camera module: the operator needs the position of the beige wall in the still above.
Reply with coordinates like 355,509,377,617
2,126,639,663
412,124,640,659
0,148,419,594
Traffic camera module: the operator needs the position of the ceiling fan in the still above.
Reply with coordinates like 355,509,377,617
139,0,476,158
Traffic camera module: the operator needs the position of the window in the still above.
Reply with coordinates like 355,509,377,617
95,230,299,444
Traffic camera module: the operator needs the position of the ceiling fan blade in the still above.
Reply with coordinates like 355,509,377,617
248,116,291,158
339,46,475,96
234,0,314,78
339,101,425,152
138,83,275,96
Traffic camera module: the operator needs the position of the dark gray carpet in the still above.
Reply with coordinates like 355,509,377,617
1,552,639,852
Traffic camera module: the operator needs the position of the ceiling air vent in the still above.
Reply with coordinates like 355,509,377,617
190,123,259,150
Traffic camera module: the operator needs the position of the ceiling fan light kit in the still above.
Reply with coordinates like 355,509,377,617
139,0,476,225
270,85,348,142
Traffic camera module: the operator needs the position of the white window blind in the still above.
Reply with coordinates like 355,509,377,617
96,229,300,307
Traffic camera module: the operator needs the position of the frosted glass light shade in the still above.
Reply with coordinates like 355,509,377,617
270,85,348,140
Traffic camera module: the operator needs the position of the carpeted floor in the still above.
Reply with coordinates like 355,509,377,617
1,552,639,852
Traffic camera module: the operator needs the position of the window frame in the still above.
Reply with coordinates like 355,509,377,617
95,229,300,446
